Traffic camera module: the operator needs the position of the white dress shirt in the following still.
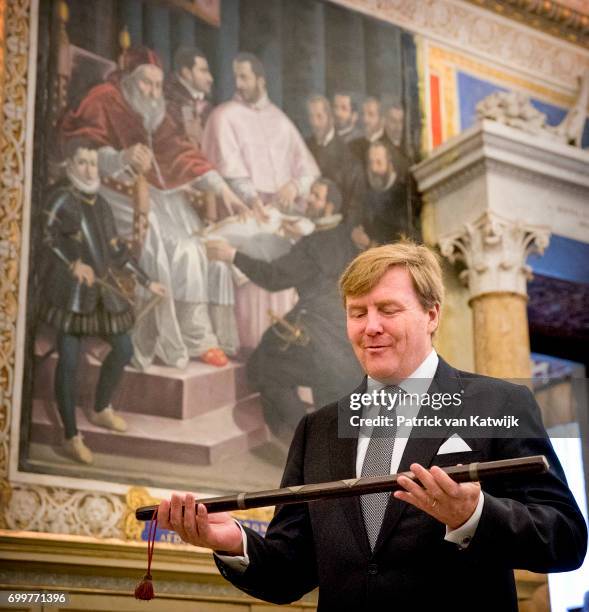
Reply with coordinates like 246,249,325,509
217,349,483,570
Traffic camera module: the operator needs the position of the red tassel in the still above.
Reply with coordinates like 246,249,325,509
135,508,158,600
134,573,154,600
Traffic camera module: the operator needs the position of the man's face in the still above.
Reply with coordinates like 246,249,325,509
363,100,383,138
384,106,404,146
346,266,439,382
332,94,357,131
368,145,392,178
307,100,332,142
307,182,329,218
68,148,99,184
184,56,213,94
233,61,264,104
135,64,164,101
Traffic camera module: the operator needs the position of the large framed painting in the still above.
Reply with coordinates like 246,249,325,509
4,0,422,539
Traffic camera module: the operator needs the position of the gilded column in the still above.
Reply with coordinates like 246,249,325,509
439,212,550,379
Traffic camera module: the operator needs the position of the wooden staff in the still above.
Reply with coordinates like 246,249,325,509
135,455,548,521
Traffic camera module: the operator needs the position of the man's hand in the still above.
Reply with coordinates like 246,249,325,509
220,185,250,220
281,218,305,240
148,281,167,297
71,260,95,286
394,463,481,530
158,493,244,555
123,143,153,174
276,180,298,211
251,197,270,224
205,239,237,263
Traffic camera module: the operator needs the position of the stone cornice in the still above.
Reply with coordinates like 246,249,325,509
412,119,589,198
329,0,589,93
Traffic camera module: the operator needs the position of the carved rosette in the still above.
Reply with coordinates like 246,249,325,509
439,212,550,299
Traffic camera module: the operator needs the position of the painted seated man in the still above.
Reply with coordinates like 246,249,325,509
39,140,166,464
60,47,246,370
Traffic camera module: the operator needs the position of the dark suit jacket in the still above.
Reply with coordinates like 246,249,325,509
217,358,587,611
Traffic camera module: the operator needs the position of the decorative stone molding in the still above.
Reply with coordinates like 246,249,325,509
331,0,589,94
4,481,126,538
462,0,589,50
412,119,589,246
439,211,550,298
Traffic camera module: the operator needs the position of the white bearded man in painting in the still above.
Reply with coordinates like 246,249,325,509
60,47,248,370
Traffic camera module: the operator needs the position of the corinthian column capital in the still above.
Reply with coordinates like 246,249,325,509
439,212,550,299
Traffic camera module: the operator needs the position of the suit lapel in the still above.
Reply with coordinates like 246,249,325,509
329,378,372,557
373,357,466,554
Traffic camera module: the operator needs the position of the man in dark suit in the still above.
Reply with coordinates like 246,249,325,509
159,241,587,610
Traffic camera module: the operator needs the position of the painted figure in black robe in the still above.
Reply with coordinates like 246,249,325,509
206,179,365,440
349,97,387,167
305,95,365,226
332,91,363,143
164,46,214,148
363,141,411,245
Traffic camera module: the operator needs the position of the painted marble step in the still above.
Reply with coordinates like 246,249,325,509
33,350,252,420
30,393,269,466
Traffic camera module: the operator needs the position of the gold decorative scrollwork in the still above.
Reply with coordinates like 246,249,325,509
0,0,30,478
0,477,13,529
231,507,274,524
121,486,159,541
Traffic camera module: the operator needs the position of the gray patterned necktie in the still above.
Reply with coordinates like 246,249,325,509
360,384,402,551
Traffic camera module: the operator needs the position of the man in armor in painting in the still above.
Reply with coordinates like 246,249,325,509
40,140,166,464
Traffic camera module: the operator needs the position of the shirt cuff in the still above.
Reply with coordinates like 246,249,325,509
226,177,258,203
293,175,317,198
444,490,484,549
193,170,226,196
213,520,249,572
97,146,135,180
